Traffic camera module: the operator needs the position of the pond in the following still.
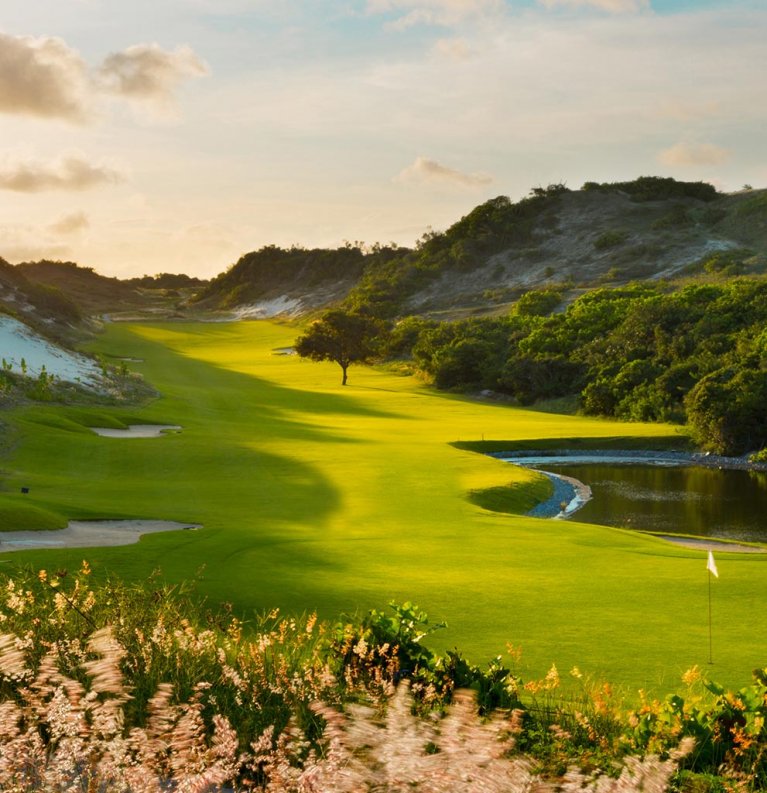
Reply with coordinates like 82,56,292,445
539,461,767,543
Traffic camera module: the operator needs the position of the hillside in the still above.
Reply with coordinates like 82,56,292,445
0,256,84,343
196,178,767,319
191,243,404,317
17,260,199,319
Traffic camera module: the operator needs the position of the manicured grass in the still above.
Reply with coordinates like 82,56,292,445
0,320,764,693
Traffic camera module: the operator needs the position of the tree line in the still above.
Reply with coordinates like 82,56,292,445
296,278,767,457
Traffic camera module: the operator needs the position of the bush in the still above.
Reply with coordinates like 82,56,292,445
594,230,629,251
582,176,719,202
514,288,562,317
686,367,767,455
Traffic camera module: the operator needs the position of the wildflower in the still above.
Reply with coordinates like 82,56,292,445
682,666,702,686
506,642,523,664
544,663,560,690
731,726,755,751
306,613,317,634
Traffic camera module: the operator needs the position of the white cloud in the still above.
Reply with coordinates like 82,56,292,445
658,142,731,167
397,156,493,187
538,0,650,13
0,32,207,124
49,211,90,234
0,153,126,192
98,44,209,108
366,0,504,29
0,32,90,121
433,37,472,59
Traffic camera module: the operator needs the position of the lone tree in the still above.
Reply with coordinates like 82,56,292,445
295,310,386,385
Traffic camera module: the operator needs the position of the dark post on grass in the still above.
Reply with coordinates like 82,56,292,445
294,310,387,386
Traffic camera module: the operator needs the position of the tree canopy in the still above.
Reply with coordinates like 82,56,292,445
381,278,767,454
295,310,387,385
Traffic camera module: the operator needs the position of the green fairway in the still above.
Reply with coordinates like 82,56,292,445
1,320,764,693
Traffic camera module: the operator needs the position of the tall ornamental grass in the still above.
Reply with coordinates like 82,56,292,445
0,565,761,791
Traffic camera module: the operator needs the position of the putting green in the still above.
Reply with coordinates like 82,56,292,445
1,320,764,693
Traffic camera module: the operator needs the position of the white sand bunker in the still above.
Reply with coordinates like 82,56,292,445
656,535,765,554
0,520,201,552
90,424,182,438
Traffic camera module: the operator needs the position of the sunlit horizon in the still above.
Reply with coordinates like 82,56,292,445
1,0,765,279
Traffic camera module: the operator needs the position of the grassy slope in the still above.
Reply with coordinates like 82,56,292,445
0,320,763,694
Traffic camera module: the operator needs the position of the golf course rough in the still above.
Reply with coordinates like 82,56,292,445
0,320,764,694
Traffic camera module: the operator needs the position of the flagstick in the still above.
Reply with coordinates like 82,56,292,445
708,568,713,665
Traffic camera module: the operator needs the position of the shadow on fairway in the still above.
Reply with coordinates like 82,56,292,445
0,328,417,611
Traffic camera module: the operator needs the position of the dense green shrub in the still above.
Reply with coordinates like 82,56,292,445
582,176,719,202
514,288,563,317
685,367,767,455
391,278,767,453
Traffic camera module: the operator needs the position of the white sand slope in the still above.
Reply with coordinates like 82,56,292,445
0,315,103,388
234,296,302,319
90,424,182,438
0,520,201,552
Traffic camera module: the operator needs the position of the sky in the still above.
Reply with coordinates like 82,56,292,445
0,0,764,279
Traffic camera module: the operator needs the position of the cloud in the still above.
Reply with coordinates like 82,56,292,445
0,32,90,121
397,156,493,187
49,211,90,235
366,0,504,29
0,154,126,192
658,142,731,167
538,0,650,12
433,37,472,59
98,44,209,107
0,33,207,123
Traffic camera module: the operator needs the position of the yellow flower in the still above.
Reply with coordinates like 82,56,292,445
681,666,702,686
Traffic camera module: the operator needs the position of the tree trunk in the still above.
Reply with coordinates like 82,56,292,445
341,365,348,386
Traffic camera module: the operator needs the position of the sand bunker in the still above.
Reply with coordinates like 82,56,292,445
0,520,201,552
655,535,765,554
90,424,182,438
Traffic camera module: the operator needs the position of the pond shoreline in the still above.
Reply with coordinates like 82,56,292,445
491,448,767,473
495,450,767,543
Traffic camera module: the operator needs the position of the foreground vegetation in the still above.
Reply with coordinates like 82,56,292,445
1,565,765,791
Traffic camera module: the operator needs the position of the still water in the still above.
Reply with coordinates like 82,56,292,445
541,463,767,543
